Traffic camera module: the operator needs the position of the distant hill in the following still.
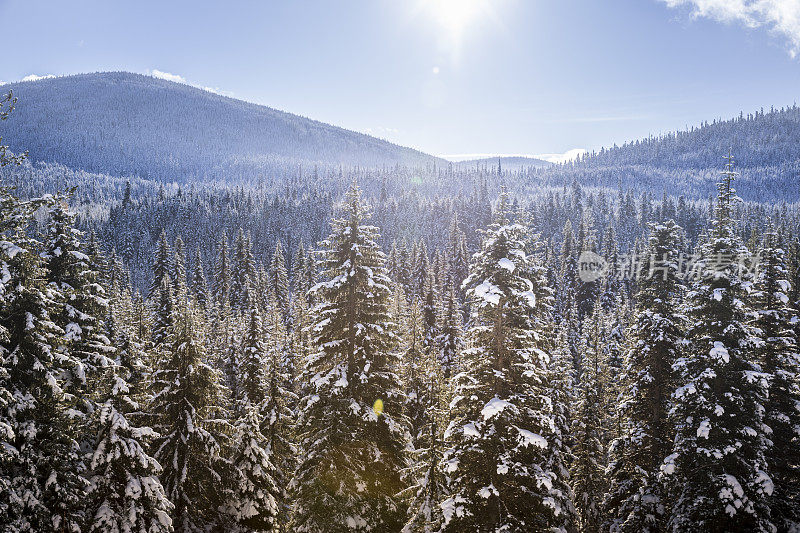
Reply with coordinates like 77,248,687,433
0,72,443,183
451,156,552,171
530,105,800,202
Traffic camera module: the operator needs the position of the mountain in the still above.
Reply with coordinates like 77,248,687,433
451,156,552,171
530,104,800,202
0,72,443,183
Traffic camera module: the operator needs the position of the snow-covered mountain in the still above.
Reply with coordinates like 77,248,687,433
0,72,443,183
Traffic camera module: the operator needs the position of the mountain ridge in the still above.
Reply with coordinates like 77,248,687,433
0,71,445,183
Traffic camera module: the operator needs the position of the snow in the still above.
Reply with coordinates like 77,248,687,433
481,397,512,420
463,423,481,438
710,341,729,363
473,281,502,305
697,419,711,439
517,428,547,449
477,484,498,499
497,258,515,272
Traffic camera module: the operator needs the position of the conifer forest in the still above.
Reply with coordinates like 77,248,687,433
2,7,800,532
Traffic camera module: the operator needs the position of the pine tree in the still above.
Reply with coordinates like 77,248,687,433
290,182,409,532
149,230,171,300
150,306,231,532
436,284,462,381
400,357,448,533
172,236,187,304
231,229,256,312
441,191,572,531
605,220,685,532
226,402,280,533
213,232,231,308
571,305,611,533
85,370,173,533
665,154,773,532
262,291,297,530
752,228,800,532
0,192,88,532
151,275,174,349
559,219,578,320
43,200,116,409
190,245,209,311
401,298,430,445
270,240,290,321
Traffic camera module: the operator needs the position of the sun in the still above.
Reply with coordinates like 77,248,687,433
419,0,492,42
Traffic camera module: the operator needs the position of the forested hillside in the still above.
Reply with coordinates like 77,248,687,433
535,104,800,202
0,72,442,182
2,79,800,532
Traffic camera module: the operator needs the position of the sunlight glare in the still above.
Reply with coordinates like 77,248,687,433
421,0,490,42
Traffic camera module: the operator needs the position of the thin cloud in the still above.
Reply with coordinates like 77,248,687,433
148,69,233,97
21,74,56,82
150,69,187,84
439,150,587,163
661,0,800,57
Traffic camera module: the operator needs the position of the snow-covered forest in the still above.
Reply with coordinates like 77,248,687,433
2,73,800,533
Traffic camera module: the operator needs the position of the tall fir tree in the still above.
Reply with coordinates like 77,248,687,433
149,305,231,533
149,230,171,300
752,228,800,532
665,154,774,532
0,192,88,532
270,240,290,321
213,232,231,308
604,220,685,532
290,183,409,532
85,368,173,533
441,191,572,531
571,304,611,533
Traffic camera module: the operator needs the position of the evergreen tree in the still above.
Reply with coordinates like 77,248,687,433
571,305,611,533
213,232,231,308
752,228,800,532
436,283,462,380
151,275,174,349
226,402,280,533
0,192,88,532
665,155,774,532
290,183,409,532
441,191,572,531
85,370,173,533
149,230,171,299
150,306,231,532
172,236,187,304
190,245,209,311
262,291,297,530
43,200,116,408
270,240,290,321
605,220,685,532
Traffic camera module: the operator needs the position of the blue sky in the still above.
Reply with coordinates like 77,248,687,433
2,0,799,160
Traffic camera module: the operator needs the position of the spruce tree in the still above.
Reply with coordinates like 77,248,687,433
605,220,685,532
190,245,209,311
149,230,171,300
85,370,173,533
571,304,611,533
441,191,572,531
151,275,174,349
150,306,231,532
0,193,88,532
43,200,116,409
665,155,774,532
226,402,280,533
752,228,800,531
270,240,290,321
290,182,409,532
213,232,231,308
